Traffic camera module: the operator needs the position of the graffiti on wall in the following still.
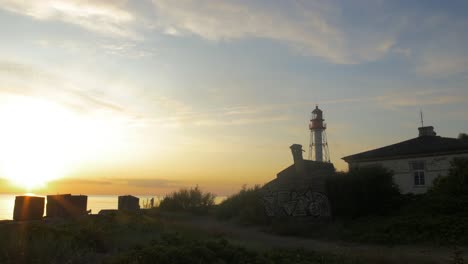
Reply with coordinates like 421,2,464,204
262,189,331,217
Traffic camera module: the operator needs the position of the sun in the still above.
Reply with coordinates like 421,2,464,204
0,96,76,190
0,94,131,190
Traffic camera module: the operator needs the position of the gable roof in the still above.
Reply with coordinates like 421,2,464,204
263,160,334,193
342,136,468,162
276,160,334,178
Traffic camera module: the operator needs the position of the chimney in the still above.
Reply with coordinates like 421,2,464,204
290,144,305,176
418,126,436,137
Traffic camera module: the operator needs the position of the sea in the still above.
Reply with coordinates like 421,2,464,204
0,194,226,220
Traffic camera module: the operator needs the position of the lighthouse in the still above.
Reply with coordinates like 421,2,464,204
308,105,330,162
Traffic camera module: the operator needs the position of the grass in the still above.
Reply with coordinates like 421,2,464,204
1,210,440,264
0,212,164,264
103,235,364,264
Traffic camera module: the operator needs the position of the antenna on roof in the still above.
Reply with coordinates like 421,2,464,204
420,110,424,127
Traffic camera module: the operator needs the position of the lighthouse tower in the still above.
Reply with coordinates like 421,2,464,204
308,105,330,162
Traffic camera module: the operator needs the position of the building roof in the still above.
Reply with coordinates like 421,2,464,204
263,160,334,193
276,160,334,178
342,135,468,162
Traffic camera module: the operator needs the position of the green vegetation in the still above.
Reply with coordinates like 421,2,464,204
159,186,215,214
216,185,270,225
326,166,400,219
458,133,468,141
350,158,468,245
104,233,360,264
0,212,370,264
0,212,164,264
215,159,468,246
431,158,468,196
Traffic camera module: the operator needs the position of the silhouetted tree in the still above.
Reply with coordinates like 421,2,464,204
326,166,400,219
159,186,215,213
216,185,269,225
431,157,468,196
458,133,468,141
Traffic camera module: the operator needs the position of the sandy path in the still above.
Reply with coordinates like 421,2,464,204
170,215,466,264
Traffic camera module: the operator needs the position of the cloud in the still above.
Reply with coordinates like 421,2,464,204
411,13,468,77
0,60,39,76
98,42,157,58
416,52,468,77
113,178,179,188
0,59,144,127
0,0,139,39
35,38,156,58
378,89,467,109
50,178,112,185
148,97,296,128
148,95,385,128
0,0,405,64
49,177,178,188
150,0,398,64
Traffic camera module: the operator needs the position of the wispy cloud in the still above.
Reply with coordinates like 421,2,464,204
0,60,39,76
0,59,143,125
150,104,291,128
36,38,156,58
0,0,139,39
1,0,400,64
50,178,112,186
113,178,179,188
150,0,399,64
416,52,468,77
50,177,179,189
411,14,468,77
378,89,467,109
149,95,386,128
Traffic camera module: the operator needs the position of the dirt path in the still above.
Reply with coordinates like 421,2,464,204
169,215,466,264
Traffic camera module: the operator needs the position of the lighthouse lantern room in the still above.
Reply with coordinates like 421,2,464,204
308,105,330,162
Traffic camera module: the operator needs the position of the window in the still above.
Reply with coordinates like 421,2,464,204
410,161,426,186
414,171,425,186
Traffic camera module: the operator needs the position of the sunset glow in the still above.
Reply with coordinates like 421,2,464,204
0,0,467,195
0,95,126,190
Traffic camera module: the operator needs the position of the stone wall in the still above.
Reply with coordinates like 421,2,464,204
262,161,334,218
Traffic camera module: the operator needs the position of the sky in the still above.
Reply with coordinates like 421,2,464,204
0,0,467,195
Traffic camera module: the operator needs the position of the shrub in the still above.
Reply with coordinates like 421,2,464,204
104,233,359,264
326,166,400,219
215,185,270,225
430,157,468,196
159,186,215,213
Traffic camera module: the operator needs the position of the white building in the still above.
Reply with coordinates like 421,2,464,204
342,126,468,194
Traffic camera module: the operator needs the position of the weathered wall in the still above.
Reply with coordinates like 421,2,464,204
262,161,334,218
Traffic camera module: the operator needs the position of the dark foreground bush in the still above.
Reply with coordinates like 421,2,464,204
159,186,215,214
335,159,468,245
342,214,468,245
326,166,400,219
0,212,164,264
430,157,468,196
103,232,360,264
216,185,270,225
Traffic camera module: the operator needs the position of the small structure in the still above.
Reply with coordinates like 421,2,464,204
342,126,468,194
46,194,88,218
13,196,45,221
262,144,334,218
118,195,140,211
